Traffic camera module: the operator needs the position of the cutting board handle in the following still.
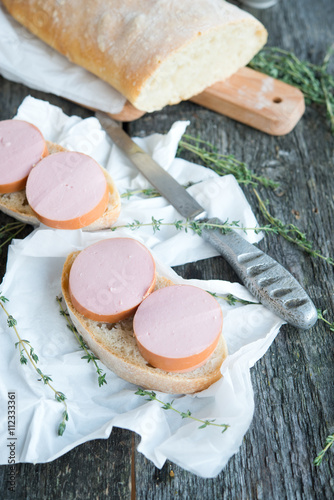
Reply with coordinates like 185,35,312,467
108,67,305,135
190,67,305,135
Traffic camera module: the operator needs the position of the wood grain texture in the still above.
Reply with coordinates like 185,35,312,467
0,0,333,498
109,67,306,135
190,67,305,135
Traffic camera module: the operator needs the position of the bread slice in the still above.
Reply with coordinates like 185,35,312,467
0,141,121,230
3,0,267,112
61,251,228,394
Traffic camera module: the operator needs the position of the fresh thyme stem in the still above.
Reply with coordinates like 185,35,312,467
112,214,333,267
317,310,334,332
121,187,161,199
111,216,276,236
176,133,334,266
56,296,107,387
253,189,334,266
0,222,26,233
0,223,26,249
209,292,256,306
121,184,195,200
0,294,68,436
178,136,279,189
135,389,229,433
314,433,334,466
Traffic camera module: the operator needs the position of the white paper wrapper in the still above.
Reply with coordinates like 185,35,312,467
0,97,284,477
0,229,283,477
0,5,126,114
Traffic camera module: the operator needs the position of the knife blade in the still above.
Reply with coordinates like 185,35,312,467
96,111,317,330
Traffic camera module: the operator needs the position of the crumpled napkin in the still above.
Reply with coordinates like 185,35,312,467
0,97,284,477
0,4,126,113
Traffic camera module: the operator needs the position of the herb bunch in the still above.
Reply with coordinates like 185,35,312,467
249,45,334,134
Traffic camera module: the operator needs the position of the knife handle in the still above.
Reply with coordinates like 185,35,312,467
201,218,317,329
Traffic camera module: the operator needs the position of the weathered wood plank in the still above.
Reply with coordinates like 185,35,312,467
127,0,334,496
0,429,133,500
0,0,333,498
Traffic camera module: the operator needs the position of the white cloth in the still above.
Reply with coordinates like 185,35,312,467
0,97,284,477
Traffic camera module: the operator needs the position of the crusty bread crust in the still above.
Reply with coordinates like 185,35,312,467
61,251,228,394
0,141,121,230
2,0,267,112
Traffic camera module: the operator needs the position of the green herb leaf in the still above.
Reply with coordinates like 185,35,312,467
7,315,17,328
136,389,229,433
314,433,334,466
57,296,108,388
58,421,66,436
1,294,68,436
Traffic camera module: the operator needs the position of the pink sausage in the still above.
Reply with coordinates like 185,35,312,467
133,285,223,373
26,151,108,229
0,120,48,193
69,238,156,322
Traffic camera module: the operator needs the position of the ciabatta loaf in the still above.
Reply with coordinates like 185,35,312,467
61,251,228,394
2,0,268,112
0,141,121,230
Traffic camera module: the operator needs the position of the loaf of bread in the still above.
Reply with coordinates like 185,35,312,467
2,0,268,112
0,141,121,230
62,250,228,394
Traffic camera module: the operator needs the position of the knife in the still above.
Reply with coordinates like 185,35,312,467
96,111,317,330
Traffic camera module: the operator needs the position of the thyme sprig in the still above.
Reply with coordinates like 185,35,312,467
174,134,333,266
121,182,195,201
317,310,334,332
113,214,331,267
249,45,334,133
178,135,279,189
136,389,229,433
314,433,334,466
209,291,256,307
56,296,107,387
254,189,334,266
121,188,161,199
0,222,26,250
111,216,276,237
0,293,68,436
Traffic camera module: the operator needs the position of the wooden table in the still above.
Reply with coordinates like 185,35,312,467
0,0,333,498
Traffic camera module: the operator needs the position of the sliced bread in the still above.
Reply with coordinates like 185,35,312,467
61,250,228,394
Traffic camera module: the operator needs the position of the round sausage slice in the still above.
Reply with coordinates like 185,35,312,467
26,151,109,229
133,285,223,373
0,120,48,193
69,238,156,322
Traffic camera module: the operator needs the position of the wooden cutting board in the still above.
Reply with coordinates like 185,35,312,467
109,67,305,136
